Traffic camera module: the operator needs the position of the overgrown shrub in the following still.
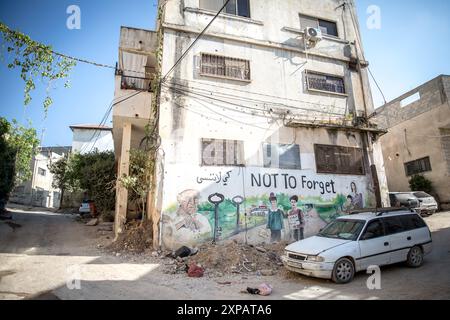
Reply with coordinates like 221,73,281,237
50,151,116,219
409,175,433,194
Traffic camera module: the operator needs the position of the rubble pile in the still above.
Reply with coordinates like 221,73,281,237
185,240,287,276
108,220,153,253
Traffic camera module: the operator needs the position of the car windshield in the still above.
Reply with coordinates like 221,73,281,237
413,192,432,199
317,219,365,241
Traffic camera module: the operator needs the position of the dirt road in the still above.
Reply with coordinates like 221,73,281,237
1,205,449,300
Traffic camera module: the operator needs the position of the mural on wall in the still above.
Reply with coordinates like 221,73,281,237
161,166,375,249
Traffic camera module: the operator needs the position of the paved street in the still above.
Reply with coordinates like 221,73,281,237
1,206,449,300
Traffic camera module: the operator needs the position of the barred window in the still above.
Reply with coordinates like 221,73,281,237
315,144,365,175
201,138,245,167
307,72,345,95
404,157,432,176
200,53,250,81
200,0,250,18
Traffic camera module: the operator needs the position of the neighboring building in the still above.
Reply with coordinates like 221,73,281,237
10,146,71,208
70,124,114,154
113,0,388,250
373,75,450,210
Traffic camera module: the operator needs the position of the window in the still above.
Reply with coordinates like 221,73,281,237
400,92,421,108
404,157,432,176
263,144,301,170
383,217,406,235
413,192,432,199
201,138,245,166
399,215,426,231
361,219,385,240
300,14,338,37
315,144,365,175
200,53,250,81
306,72,346,94
200,0,250,18
38,168,46,176
317,219,365,241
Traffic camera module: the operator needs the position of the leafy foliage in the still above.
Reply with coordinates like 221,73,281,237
0,22,76,112
409,175,433,194
0,117,39,209
119,149,154,221
49,151,116,217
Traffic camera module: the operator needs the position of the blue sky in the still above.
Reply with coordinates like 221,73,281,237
0,0,449,147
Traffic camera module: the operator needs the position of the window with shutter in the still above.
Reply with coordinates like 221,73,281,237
201,138,245,167
315,144,365,175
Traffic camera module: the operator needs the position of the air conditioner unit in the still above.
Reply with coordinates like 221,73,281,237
304,27,323,43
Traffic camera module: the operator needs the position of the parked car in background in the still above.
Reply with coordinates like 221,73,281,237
389,192,438,216
412,192,439,215
282,208,433,284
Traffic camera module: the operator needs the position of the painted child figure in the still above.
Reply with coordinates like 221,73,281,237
288,195,305,242
266,193,286,243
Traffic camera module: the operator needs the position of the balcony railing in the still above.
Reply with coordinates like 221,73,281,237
120,75,153,92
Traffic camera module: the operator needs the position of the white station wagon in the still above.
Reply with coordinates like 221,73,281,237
282,209,433,284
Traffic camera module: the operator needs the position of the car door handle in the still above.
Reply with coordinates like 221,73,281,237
384,242,389,246
407,236,412,241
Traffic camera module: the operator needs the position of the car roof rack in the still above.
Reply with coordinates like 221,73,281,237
348,207,415,216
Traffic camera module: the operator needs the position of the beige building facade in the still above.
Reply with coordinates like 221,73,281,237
113,0,389,249
373,75,450,209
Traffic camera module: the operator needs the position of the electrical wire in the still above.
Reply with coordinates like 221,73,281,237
161,0,231,83
79,90,144,154
1,22,146,75
164,77,344,111
162,81,346,117
368,67,387,105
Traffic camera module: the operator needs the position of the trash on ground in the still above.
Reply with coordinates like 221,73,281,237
187,263,205,278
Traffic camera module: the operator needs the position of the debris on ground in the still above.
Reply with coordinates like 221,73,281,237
187,240,287,276
85,218,99,226
187,263,205,278
245,283,273,296
107,220,153,254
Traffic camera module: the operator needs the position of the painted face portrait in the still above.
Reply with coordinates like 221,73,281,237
176,189,201,216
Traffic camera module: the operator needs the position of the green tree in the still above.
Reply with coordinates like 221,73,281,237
0,117,39,212
119,149,154,221
0,22,76,112
409,175,433,194
49,151,116,219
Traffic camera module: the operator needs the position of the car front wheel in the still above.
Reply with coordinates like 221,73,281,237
332,258,355,284
406,246,424,268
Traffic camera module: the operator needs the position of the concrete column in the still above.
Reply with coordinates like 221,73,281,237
114,122,132,239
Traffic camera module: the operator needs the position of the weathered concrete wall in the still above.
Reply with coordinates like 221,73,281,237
10,152,63,208
72,129,114,155
155,0,384,249
375,75,450,207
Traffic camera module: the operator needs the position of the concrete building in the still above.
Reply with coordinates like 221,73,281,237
373,75,450,210
10,147,71,208
113,0,388,250
70,124,114,154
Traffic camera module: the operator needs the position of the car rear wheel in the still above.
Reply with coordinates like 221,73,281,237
332,258,355,284
406,246,424,268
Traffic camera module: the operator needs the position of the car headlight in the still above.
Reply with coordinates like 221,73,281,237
307,255,325,262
